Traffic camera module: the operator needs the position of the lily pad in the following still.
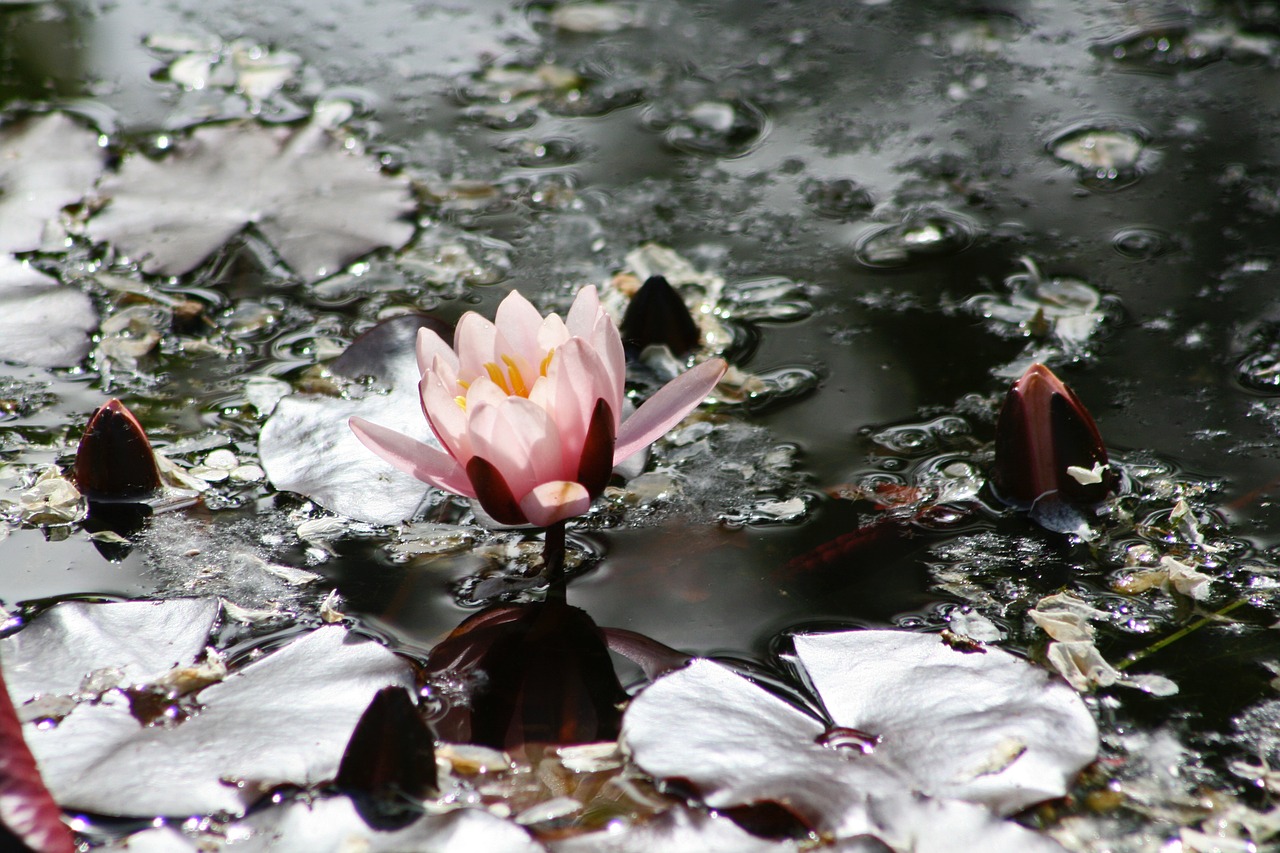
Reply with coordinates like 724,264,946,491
218,797,543,853
1,598,219,701
792,630,1098,814
87,122,415,281
259,314,446,525
6,601,415,816
0,113,105,255
548,805,793,852
622,629,1097,848
0,257,96,369
101,801,542,853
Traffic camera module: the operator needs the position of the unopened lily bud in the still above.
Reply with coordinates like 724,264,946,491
991,363,1114,508
74,399,162,501
336,686,437,828
620,274,701,356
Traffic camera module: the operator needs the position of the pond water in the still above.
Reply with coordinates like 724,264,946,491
4,0,1280,849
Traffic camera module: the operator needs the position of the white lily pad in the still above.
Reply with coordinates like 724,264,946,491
793,630,1098,815
623,629,1098,849
100,801,542,853
549,806,794,852
0,256,97,368
621,657,905,838
222,798,542,853
1,598,219,701
87,122,415,282
18,619,415,816
0,112,105,255
259,315,442,525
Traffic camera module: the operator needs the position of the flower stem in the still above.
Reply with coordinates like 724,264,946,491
1116,597,1248,671
543,520,567,600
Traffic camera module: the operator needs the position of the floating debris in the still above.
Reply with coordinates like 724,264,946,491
854,208,978,267
15,468,84,527
645,99,768,158
1048,124,1155,190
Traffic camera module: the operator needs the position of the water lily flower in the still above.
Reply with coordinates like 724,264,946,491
350,286,726,527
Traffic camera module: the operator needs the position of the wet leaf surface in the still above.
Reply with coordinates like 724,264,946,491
101,799,543,852
259,314,445,524
0,113,104,255
0,257,96,368
0,658,74,853
623,629,1096,846
87,122,415,281
5,601,414,816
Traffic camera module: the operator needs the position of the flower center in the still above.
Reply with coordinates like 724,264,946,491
456,349,556,410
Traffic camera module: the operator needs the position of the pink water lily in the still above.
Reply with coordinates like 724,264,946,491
350,286,726,527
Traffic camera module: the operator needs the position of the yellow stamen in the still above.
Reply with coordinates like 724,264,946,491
485,362,511,394
501,354,528,397
540,348,554,377
454,395,467,410
457,379,471,390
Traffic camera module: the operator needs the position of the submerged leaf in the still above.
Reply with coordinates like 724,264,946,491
87,122,415,281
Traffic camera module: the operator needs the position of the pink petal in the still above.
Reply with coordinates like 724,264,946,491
565,285,604,339
537,313,570,352
420,372,471,465
494,289,546,368
467,398,566,499
542,338,615,451
349,416,475,497
519,480,593,527
453,312,499,382
464,374,510,410
587,311,626,417
613,357,727,465
415,327,457,377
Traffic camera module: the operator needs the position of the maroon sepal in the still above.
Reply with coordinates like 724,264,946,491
620,274,701,356
335,686,436,829
0,654,76,853
991,363,1113,508
74,399,162,501
466,456,527,525
424,601,628,756
576,399,615,499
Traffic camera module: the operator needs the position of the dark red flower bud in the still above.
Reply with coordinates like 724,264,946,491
336,686,436,829
73,399,162,501
576,399,616,499
621,275,701,356
991,363,1114,508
